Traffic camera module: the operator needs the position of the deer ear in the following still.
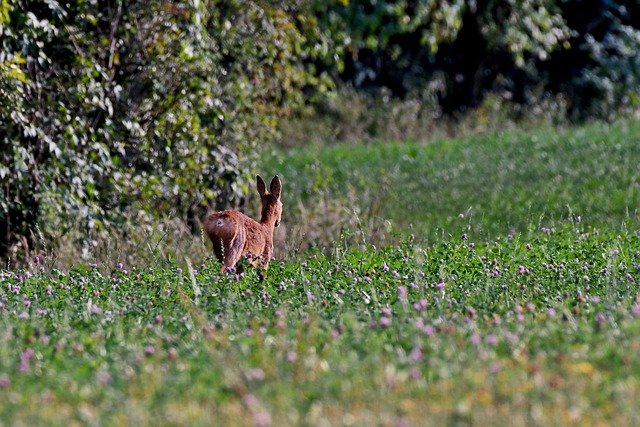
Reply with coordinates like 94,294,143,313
269,176,282,199
256,175,267,196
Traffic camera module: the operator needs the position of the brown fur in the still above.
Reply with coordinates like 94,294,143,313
204,175,282,273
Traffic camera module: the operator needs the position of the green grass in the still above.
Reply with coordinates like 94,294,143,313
267,120,640,248
1,225,640,425
2,120,640,425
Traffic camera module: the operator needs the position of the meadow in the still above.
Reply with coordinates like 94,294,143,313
1,120,640,425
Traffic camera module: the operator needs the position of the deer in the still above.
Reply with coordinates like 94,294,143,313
204,175,282,273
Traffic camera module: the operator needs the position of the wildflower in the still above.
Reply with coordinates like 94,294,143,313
486,334,498,346
517,265,529,275
96,371,111,384
381,307,392,317
154,315,163,324
435,280,445,290
470,333,481,346
144,345,156,356
247,368,265,381
591,296,601,304
382,262,389,272
413,299,427,311
409,347,423,363
19,348,35,372
526,303,535,312
379,317,392,328
243,393,258,407
287,351,298,363
90,304,102,315
0,375,9,388
397,285,408,302
254,411,272,427
489,362,502,374
117,262,124,269
409,367,421,380
632,304,640,318
595,312,606,325
18,312,29,320
422,325,435,336
547,308,556,317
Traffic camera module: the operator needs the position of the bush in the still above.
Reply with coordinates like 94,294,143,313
0,0,327,262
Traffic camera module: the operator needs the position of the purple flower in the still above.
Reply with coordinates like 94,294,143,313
547,308,556,317
19,348,35,372
382,262,389,272
422,325,435,336
247,368,265,381
413,298,428,311
591,296,601,304
595,312,606,325
409,347,423,363
144,345,156,356
90,304,102,315
0,375,10,389
96,371,111,384
435,280,445,290
486,334,498,346
379,317,392,328
489,362,502,374
470,333,481,346
254,411,272,427
397,285,408,301
243,393,258,407
632,304,640,318
287,351,298,363
381,307,392,317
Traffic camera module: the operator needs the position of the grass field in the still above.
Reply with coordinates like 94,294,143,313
267,120,640,252
2,120,640,425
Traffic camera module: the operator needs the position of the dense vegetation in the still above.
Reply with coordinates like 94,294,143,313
2,0,640,263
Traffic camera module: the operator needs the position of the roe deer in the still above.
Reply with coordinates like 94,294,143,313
204,175,282,273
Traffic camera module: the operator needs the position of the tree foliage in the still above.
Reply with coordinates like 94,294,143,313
314,0,640,117
0,0,326,259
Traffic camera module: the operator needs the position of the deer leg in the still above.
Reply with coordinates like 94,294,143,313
260,242,273,269
221,226,246,273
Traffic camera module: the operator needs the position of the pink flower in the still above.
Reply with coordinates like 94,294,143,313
632,304,640,318
19,348,35,372
254,411,272,427
0,375,10,388
144,345,156,356
547,308,556,317
287,351,298,363
486,334,498,346
409,347,423,363
470,333,481,346
397,285,408,301
96,371,111,384
379,317,392,328
595,312,606,325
